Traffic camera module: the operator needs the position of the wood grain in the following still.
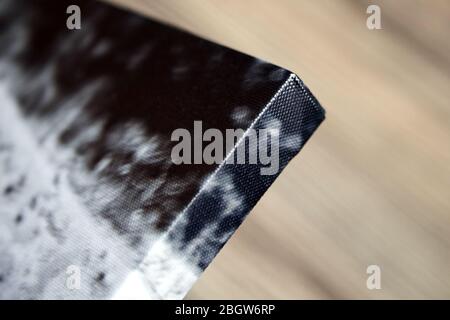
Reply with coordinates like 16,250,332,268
108,0,450,299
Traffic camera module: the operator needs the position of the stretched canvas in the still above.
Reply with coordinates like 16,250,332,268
0,0,325,299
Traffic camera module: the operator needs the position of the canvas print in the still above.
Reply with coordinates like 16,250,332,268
0,0,324,299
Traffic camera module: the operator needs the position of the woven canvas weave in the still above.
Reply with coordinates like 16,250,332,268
0,0,325,299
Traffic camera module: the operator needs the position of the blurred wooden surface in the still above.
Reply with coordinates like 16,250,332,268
110,0,450,299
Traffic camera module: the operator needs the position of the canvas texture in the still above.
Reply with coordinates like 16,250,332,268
0,0,325,299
